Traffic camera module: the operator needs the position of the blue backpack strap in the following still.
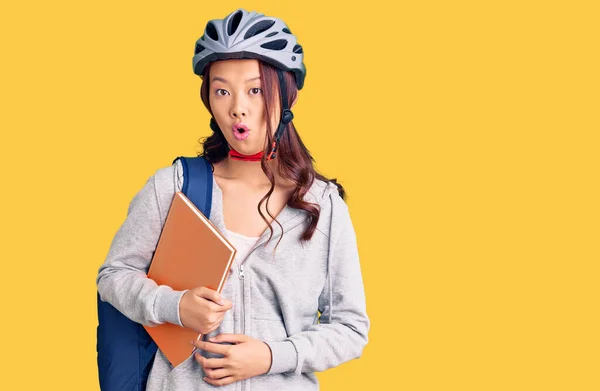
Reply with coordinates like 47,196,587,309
172,155,213,218
97,156,213,391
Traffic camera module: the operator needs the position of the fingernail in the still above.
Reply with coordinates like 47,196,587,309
209,337,215,342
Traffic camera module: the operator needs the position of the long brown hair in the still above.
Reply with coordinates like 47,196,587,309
197,60,346,252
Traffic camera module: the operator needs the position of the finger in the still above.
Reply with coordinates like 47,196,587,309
203,367,230,380
194,353,227,374
198,296,232,313
203,375,236,387
209,333,248,344
191,339,230,355
202,299,226,313
212,298,233,313
196,287,224,305
199,356,227,369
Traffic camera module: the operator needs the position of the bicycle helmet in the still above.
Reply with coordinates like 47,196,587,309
192,8,306,90
193,9,306,161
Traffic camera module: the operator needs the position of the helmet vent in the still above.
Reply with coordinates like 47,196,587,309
293,44,303,54
282,28,292,34
266,31,278,37
206,22,219,41
195,43,205,54
227,10,243,36
244,20,276,39
260,39,288,51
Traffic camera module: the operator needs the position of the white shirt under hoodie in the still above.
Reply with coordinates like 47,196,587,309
96,159,370,391
226,229,260,262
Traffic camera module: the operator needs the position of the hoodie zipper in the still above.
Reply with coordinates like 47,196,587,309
237,261,246,391
234,216,305,391
238,263,245,335
235,229,284,323
238,244,259,338
236,216,304,328
237,238,270,391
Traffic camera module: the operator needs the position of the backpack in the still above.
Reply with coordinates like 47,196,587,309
96,155,213,391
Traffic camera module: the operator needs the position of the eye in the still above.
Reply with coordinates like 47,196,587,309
215,89,229,96
249,87,262,95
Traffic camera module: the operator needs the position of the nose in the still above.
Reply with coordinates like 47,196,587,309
232,109,246,119
231,96,247,119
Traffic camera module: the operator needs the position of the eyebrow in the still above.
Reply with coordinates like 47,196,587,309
211,76,261,84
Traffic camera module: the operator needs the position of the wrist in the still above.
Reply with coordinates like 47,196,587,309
263,341,273,374
263,340,297,375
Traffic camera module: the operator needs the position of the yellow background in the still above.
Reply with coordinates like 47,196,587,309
1,0,598,389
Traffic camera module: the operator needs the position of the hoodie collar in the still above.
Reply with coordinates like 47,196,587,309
209,177,339,242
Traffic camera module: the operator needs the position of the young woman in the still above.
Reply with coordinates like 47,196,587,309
97,8,369,390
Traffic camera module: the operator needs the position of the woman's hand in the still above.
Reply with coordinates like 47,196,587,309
179,287,233,334
191,334,273,386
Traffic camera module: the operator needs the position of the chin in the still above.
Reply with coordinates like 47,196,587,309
229,142,261,155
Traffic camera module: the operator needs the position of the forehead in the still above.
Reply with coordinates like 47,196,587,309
210,59,260,80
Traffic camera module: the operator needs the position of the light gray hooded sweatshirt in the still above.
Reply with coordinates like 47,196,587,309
96,160,370,391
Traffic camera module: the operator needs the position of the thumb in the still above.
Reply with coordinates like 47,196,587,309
196,287,224,305
209,333,248,344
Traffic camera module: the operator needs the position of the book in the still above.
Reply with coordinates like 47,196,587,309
143,191,236,367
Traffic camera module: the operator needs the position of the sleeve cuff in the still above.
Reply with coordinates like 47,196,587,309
154,287,187,327
264,340,298,374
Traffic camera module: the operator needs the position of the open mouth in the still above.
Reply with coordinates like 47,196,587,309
232,123,250,140
234,123,249,133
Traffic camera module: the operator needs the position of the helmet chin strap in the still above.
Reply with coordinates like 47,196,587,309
213,69,294,162
266,69,294,161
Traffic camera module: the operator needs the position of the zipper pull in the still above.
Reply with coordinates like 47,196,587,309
239,263,245,280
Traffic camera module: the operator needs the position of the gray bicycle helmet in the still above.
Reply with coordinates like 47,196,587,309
192,8,306,90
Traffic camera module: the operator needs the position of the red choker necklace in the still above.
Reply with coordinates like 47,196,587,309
229,148,264,162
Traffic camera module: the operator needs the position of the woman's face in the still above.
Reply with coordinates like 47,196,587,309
208,59,276,156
